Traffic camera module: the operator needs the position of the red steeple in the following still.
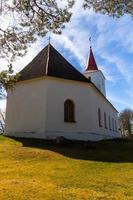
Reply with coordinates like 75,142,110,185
86,47,98,71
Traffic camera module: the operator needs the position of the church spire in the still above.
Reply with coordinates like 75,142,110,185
86,46,98,71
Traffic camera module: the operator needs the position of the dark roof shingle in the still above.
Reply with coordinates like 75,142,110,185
19,44,89,83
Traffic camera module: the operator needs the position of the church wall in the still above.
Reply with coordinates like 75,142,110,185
5,78,47,138
5,77,120,141
84,70,106,96
44,77,120,141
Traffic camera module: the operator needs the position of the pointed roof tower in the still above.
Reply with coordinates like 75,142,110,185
86,47,98,71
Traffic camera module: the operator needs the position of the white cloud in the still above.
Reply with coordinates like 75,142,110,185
98,51,133,83
100,65,120,83
108,93,133,111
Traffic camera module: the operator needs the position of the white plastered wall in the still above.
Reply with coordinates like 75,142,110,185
4,76,121,141
5,78,47,138
44,77,120,141
84,70,106,96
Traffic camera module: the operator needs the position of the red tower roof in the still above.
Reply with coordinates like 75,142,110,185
86,47,98,71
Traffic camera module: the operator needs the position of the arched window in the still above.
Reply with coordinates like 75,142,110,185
98,108,102,127
104,112,107,129
64,100,75,122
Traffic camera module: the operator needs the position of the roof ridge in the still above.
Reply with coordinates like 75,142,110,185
18,43,90,83
45,43,50,75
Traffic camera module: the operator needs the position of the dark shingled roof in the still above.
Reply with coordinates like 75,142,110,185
18,44,90,83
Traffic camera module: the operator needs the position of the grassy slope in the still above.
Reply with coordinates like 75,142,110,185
0,136,133,200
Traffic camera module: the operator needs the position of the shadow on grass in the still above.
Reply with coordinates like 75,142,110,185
8,137,133,163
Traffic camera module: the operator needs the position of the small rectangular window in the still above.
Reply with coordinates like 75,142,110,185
98,108,102,127
108,116,111,130
112,118,114,131
104,112,107,129
115,120,117,132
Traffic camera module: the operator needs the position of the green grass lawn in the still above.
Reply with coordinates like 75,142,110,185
0,135,133,200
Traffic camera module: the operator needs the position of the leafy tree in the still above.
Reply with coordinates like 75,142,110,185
83,0,133,18
0,0,74,61
119,109,133,136
0,0,74,94
0,65,19,97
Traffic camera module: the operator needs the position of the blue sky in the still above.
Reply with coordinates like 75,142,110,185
0,1,133,112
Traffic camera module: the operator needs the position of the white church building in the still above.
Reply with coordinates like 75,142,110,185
4,43,120,141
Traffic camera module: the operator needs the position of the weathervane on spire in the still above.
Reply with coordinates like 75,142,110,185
48,35,51,44
89,36,92,48
48,31,51,44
